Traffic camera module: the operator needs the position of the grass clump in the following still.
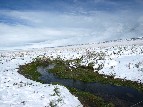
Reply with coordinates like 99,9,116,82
50,82,114,107
47,58,143,92
68,87,115,107
18,56,143,106
18,56,51,82
18,56,143,92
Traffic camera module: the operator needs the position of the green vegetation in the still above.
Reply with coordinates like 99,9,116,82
18,62,41,82
68,87,114,107
18,56,143,92
18,56,143,106
50,82,114,107
48,57,143,92
18,56,50,82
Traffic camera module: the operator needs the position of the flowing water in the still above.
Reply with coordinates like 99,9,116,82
37,66,143,107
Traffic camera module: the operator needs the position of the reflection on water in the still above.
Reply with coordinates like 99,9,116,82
37,66,143,107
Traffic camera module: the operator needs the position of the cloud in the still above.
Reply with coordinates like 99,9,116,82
0,1,143,49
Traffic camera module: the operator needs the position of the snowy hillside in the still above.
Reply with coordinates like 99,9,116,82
0,38,143,107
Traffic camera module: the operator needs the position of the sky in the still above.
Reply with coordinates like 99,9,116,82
0,0,143,49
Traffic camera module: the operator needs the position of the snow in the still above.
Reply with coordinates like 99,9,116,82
0,39,143,107
0,50,82,107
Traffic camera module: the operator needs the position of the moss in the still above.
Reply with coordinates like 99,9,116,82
18,57,51,82
48,59,143,92
68,88,115,107
49,82,115,107
18,57,143,92
18,56,143,106
18,63,41,82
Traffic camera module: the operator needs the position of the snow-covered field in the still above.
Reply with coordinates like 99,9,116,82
0,39,143,107
0,50,82,107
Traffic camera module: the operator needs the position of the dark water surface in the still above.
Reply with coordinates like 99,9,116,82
37,66,143,107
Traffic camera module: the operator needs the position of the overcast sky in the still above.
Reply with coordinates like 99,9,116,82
0,0,143,49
